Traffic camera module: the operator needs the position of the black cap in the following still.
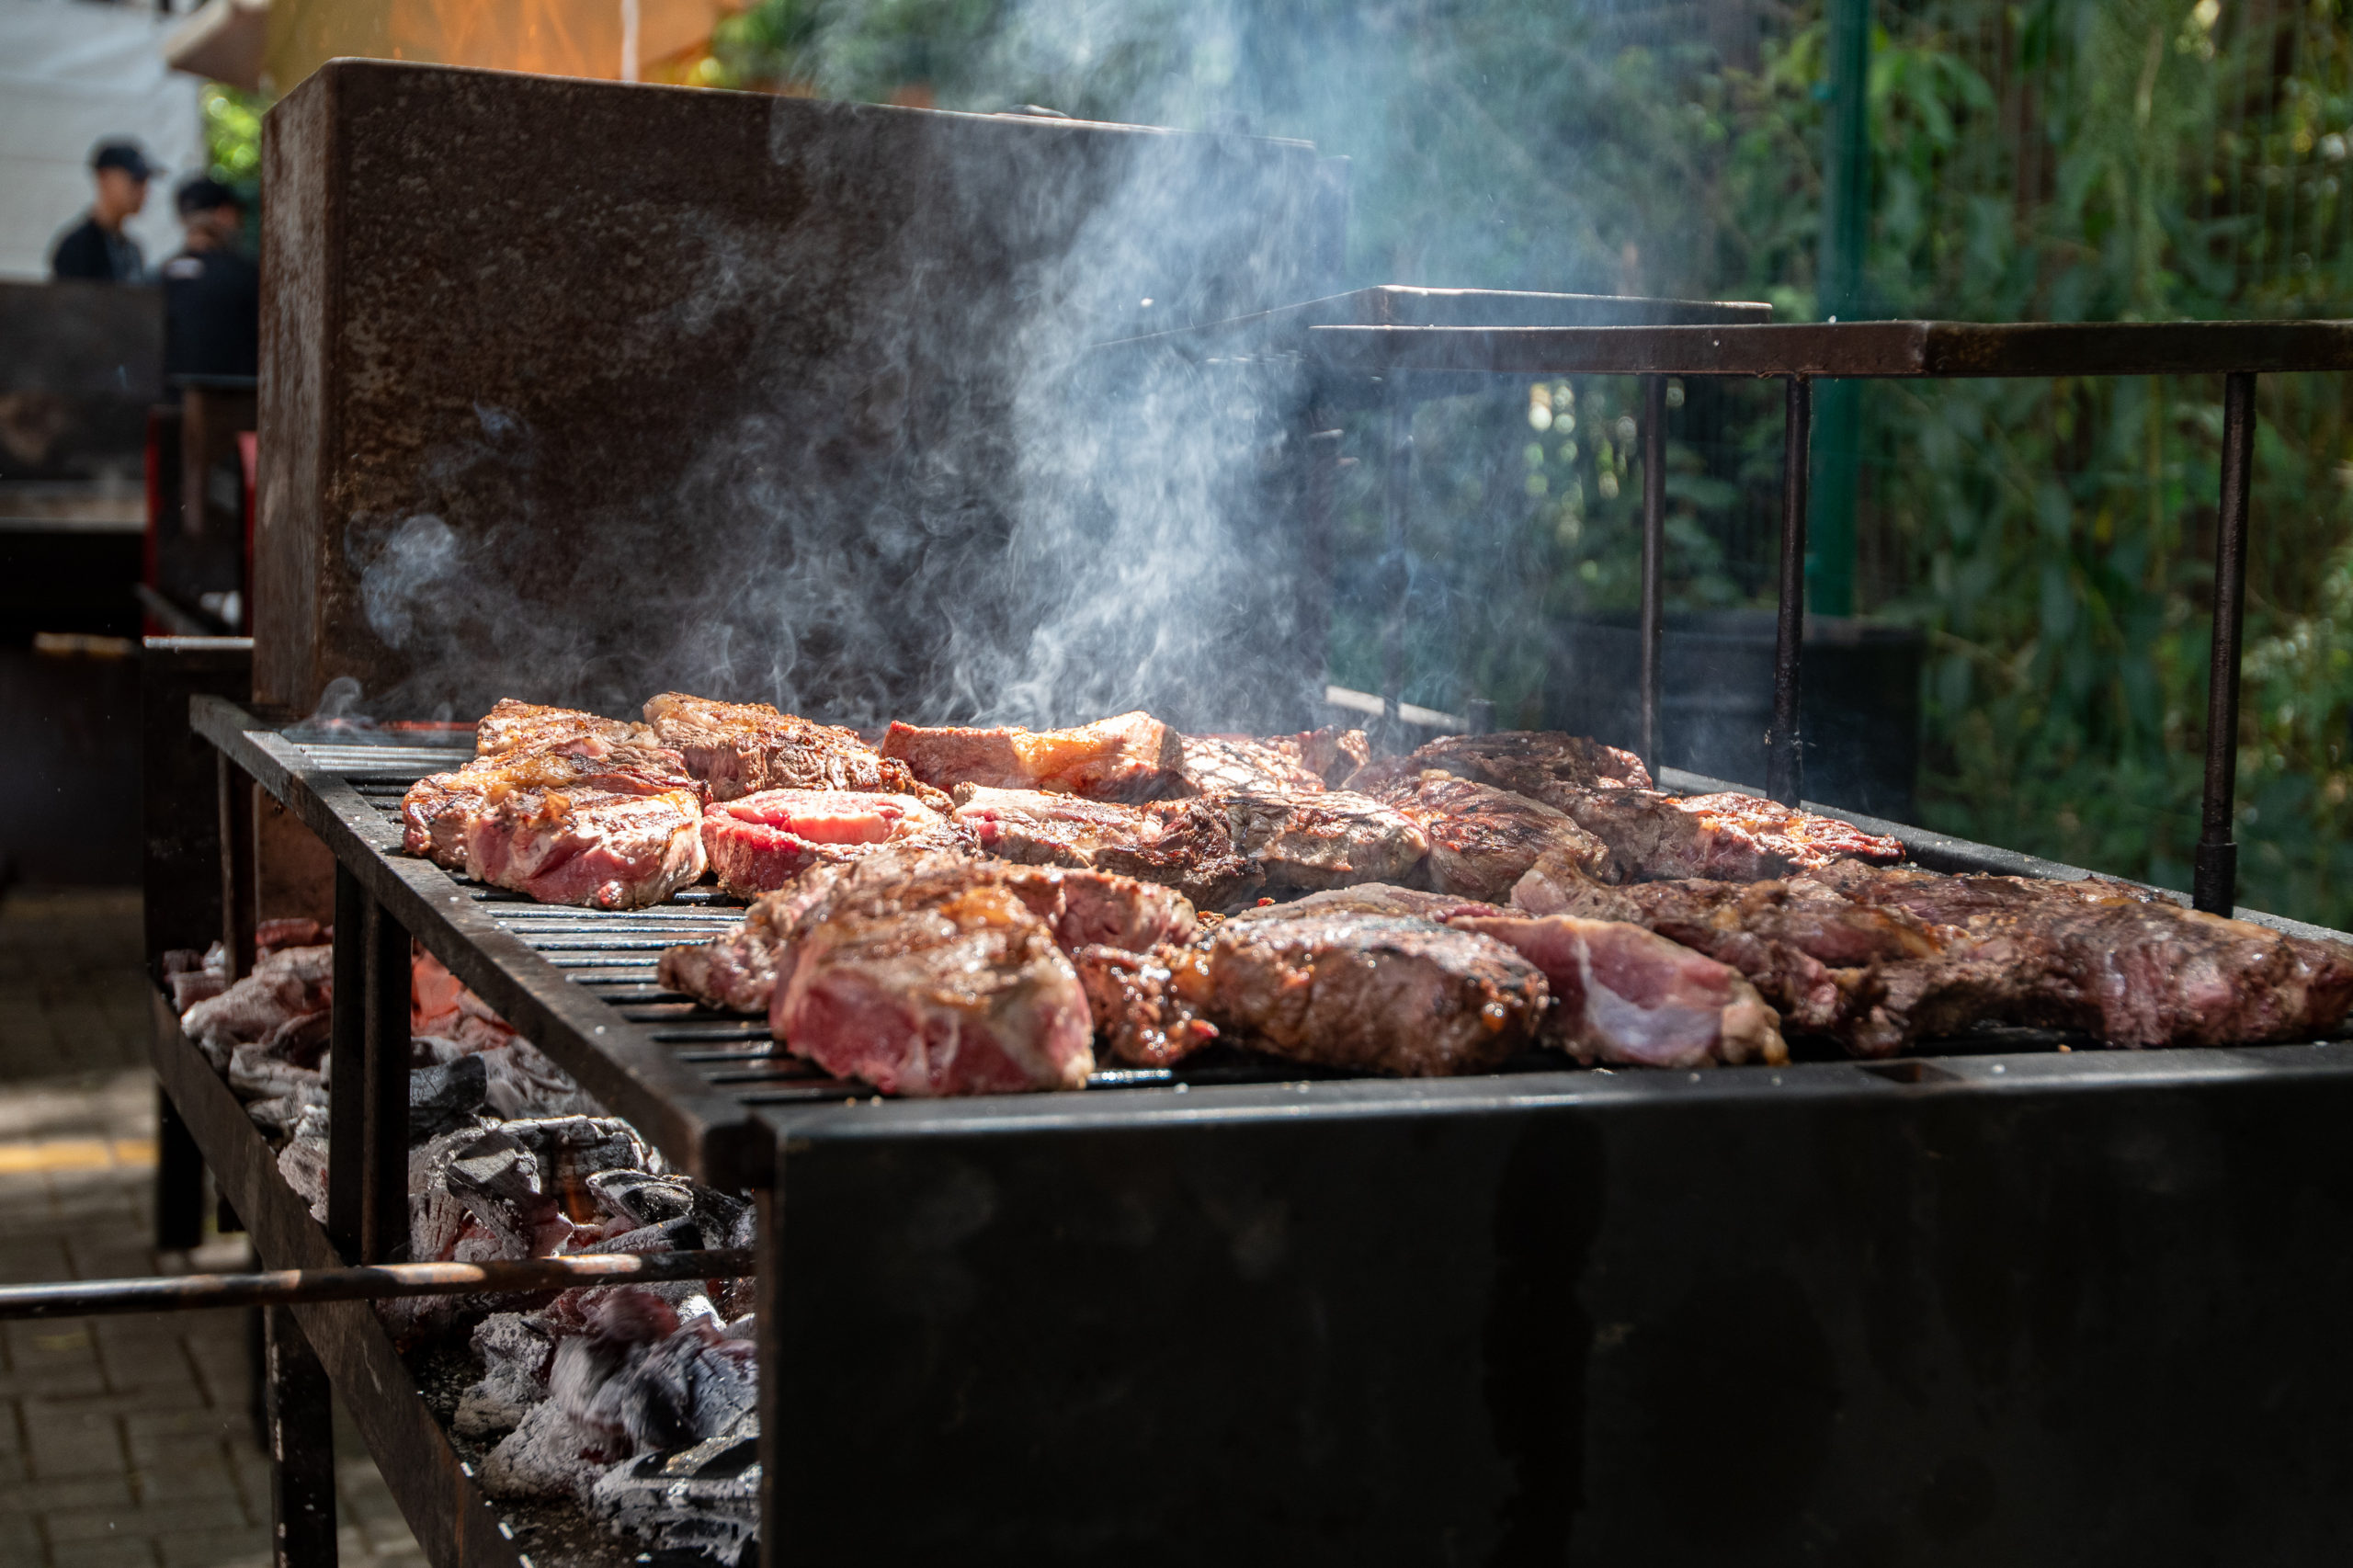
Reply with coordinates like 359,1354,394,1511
175,176,242,217
91,141,159,181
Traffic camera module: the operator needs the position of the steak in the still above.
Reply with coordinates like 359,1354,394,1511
1222,883,1509,926
1172,911,1549,1075
1172,733,1329,795
952,786,1263,909
658,847,1194,1023
643,692,937,805
1355,729,1903,882
881,710,1182,801
699,789,963,899
1211,790,1429,892
775,880,1095,1096
1456,915,1787,1068
475,699,654,758
1515,871,1943,1032
1364,770,1612,902
1072,947,1222,1069
402,726,709,910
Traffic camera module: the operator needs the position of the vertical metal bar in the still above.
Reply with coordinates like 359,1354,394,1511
2196,370,2256,914
263,1304,338,1567
1302,417,1341,731
1379,380,1412,752
1640,374,1667,775
756,1184,784,1568
217,755,258,981
1465,699,1495,736
1768,374,1813,808
358,899,410,1264
154,1087,205,1252
326,866,367,1262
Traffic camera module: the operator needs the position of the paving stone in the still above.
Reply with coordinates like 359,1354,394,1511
21,1405,124,1480
47,1537,163,1568
156,1525,274,1568
46,1495,255,1542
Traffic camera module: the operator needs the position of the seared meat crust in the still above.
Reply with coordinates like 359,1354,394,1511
644,692,936,805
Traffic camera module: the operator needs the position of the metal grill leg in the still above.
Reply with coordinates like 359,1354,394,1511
218,756,258,981
155,1086,205,1252
264,1304,338,1567
1768,374,1813,807
326,867,367,1261
756,1186,783,1568
2196,370,2257,915
361,900,411,1263
1640,374,1666,777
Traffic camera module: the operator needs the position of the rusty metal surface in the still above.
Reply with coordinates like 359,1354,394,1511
141,638,253,965
256,60,1336,723
1303,318,2353,378
148,991,528,1568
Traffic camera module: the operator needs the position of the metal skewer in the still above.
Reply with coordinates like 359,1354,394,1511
0,1248,753,1320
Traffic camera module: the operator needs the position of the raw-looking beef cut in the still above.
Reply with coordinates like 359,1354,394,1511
881,711,1182,801
642,692,938,805
1364,770,1613,902
773,880,1094,1096
1211,790,1429,892
699,790,963,898
1172,911,1549,1075
952,786,1263,909
1456,915,1787,1068
476,699,654,759
402,720,710,909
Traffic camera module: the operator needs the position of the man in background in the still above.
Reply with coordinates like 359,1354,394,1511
161,177,259,380
50,141,159,282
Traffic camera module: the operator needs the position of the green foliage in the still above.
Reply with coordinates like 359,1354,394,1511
199,83,264,199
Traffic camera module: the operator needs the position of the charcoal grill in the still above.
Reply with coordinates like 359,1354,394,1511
124,56,2353,1568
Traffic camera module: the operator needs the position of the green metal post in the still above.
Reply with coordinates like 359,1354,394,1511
1811,0,1870,617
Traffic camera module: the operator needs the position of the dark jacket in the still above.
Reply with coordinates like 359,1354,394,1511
51,217,144,283
161,247,260,380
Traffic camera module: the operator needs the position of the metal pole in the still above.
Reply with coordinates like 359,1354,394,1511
1380,381,1412,752
2196,371,2256,915
360,899,411,1264
264,1305,337,1568
155,1088,205,1252
1640,374,1666,775
1769,375,1813,807
0,1249,756,1320
326,865,366,1262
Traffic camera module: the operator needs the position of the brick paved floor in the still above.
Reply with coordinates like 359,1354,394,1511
0,886,426,1568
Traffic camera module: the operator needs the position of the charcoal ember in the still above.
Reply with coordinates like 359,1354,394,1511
477,1040,604,1120
168,970,227,1011
179,945,334,1066
579,1220,702,1256
589,1415,761,1567
501,1116,656,1219
161,947,209,978
442,1130,570,1258
552,1289,757,1458
409,1054,491,1142
228,1043,323,1103
256,917,325,953
454,1312,556,1440
585,1169,747,1249
244,1084,327,1137
277,1123,330,1224
482,1398,619,1502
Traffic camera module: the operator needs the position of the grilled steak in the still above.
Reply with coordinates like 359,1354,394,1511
1516,872,1943,1032
699,789,962,898
1355,729,1902,882
1222,883,1509,925
402,728,709,910
643,692,936,804
1073,946,1221,1069
1173,733,1328,795
1457,915,1787,1068
1173,911,1549,1075
475,699,654,758
1346,730,1654,797
881,710,1181,801
659,847,1193,1020
1212,790,1428,892
1365,770,1612,902
776,879,1095,1096
952,786,1263,909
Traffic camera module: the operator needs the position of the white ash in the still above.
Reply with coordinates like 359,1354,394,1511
454,1312,556,1440
482,1398,617,1504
